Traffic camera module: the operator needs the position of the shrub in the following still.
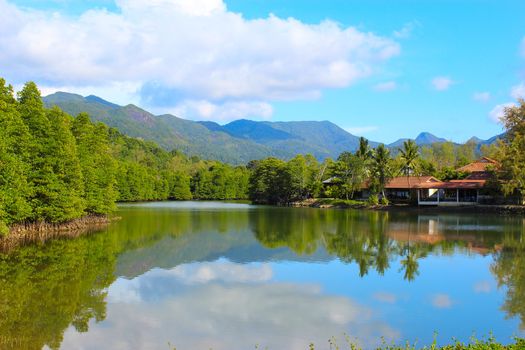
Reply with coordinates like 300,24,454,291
368,194,379,205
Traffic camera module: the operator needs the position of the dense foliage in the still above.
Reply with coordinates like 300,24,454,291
247,134,484,204
498,99,525,203
248,154,323,204
0,79,249,233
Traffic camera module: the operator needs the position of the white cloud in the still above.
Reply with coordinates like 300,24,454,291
373,81,397,92
344,126,378,135
472,91,491,102
511,82,525,100
489,102,516,123
431,76,454,91
64,266,400,350
169,100,274,121
0,0,400,121
393,21,420,39
168,261,273,284
431,294,452,309
473,281,492,294
373,291,397,304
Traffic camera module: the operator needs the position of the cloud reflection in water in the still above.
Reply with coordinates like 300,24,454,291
60,261,399,350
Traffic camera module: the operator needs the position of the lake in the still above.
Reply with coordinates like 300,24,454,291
1,201,524,350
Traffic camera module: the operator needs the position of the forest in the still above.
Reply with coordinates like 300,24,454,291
1,77,524,233
0,79,249,234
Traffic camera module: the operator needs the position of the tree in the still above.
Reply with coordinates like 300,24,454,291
170,171,193,200
355,137,372,160
499,99,525,204
287,154,319,200
398,140,419,198
45,107,85,221
456,140,477,167
0,79,32,231
249,158,291,204
72,114,117,214
331,152,368,200
17,82,80,222
371,144,392,199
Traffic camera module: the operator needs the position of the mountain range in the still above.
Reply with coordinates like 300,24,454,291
43,92,501,164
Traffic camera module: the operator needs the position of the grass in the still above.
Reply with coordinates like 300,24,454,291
314,198,369,207
171,335,525,350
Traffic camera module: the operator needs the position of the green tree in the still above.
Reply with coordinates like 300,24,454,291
249,158,291,204
170,171,193,200
0,79,32,231
287,154,320,200
331,152,368,200
370,144,392,199
45,107,85,221
72,113,117,214
398,139,419,196
499,99,525,204
18,82,85,222
356,137,372,160
456,140,477,167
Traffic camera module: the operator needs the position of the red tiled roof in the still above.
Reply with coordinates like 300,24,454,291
384,176,440,189
416,179,486,189
465,172,494,180
457,157,500,173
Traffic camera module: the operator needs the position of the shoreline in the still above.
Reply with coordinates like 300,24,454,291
291,198,525,215
1,215,118,253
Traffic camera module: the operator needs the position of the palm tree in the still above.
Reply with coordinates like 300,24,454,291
372,144,391,199
356,137,371,160
399,139,419,199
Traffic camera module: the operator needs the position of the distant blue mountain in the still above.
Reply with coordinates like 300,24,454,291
389,132,448,149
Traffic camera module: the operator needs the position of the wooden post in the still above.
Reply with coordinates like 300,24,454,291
456,189,459,204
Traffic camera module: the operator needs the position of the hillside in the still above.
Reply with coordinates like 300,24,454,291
44,93,370,163
44,93,279,164
44,92,502,164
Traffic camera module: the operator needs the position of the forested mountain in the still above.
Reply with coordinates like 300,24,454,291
44,92,503,164
44,92,276,164
44,92,372,163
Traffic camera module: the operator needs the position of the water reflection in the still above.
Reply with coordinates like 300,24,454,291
0,202,523,349
0,233,117,349
60,261,399,350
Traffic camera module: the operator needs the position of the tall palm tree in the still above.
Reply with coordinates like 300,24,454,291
372,144,391,199
399,139,419,199
356,137,371,160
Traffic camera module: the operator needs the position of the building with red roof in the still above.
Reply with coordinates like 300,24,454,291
413,157,499,206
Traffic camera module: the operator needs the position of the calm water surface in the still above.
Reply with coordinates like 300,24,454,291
1,201,525,350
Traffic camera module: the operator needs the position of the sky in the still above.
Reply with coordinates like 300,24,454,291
1,0,524,144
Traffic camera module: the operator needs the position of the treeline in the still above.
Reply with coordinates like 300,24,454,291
0,79,248,233
248,138,438,204
249,99,525,205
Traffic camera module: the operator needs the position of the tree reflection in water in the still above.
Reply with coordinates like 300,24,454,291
0,205,524,349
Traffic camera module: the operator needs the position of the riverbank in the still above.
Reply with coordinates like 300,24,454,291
0,215,117,253
292,198,525,215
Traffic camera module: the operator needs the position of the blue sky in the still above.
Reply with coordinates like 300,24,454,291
2,0,525,143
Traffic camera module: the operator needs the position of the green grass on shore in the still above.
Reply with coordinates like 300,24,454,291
172,336,525,350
